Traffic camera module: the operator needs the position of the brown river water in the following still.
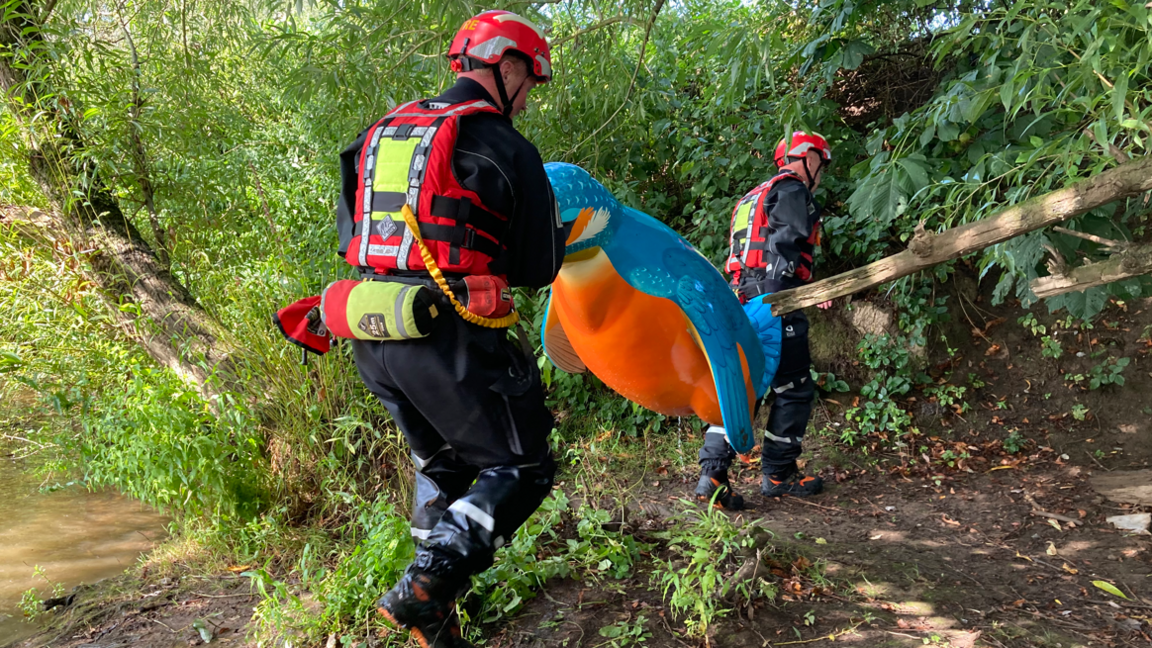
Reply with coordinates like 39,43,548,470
0,458,168,644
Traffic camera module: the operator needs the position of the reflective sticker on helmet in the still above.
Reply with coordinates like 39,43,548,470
494,12,545,38
536,54,552,78
469,35,517,60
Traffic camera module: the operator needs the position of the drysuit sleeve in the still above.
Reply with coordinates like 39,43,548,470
764,181,816,284
336,129,369,259
500,147,565,290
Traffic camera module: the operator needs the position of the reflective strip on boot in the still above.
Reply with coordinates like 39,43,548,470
764,431,799,445
412,443,452,472
773,376,808,394
447,500,495,532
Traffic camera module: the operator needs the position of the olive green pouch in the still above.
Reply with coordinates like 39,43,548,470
320,279,439,341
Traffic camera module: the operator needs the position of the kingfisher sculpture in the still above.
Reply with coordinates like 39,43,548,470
540,162,780,453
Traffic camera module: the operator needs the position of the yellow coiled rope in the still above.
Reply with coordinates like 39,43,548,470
400,204,520,329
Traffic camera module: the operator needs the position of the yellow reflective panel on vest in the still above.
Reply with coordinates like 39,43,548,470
733,200,754,240
371,137,422,222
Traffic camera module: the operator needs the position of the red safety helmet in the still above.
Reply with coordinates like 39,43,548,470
774,132,832,166
448,10,552,83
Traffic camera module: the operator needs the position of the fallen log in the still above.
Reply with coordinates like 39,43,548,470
765,155,1152,316
1030,243,1152,298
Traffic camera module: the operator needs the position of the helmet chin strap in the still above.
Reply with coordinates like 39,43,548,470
800,156,824,191
491,64,527,118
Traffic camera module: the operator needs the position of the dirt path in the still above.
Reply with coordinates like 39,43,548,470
11,453,1150,648
8,572,256,648
493,457,1151,648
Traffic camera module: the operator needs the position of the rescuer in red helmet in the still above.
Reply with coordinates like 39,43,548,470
696,132,833,510
333,10,563,647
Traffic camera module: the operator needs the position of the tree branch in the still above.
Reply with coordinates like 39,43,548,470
1030,243,1152,299
1051,225,1127,250
551,16,640,48
568,0,666,152
765,155,1152,316
1084,128,1130,164
39,0,59,23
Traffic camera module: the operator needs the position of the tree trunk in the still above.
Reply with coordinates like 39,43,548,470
765,155,1152,316
115,1,169,267
1031,243,1152,299
1,1,229,395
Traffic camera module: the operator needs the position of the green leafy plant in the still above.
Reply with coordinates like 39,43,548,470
1087,356,1130,389
1018,313,1046,336
924,380,969,414
1072,404,1089,421
652,503,771,636
1002,430,1027,454
467,492,573,625
597,615,651,648
812,369,850,393
1040,336,1063,359
17,565,65,622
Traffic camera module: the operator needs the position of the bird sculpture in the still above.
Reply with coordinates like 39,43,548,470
540,162,779,453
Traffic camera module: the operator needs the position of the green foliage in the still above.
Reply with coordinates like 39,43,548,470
466,492,572,625
1065,356,1130,390
828,0,1152,317
1002,430,1027,454
652,504,768,636
812,368,850,393
1087,356,1130,389
924,380,968,415
1071,404,1089,421
1018,313,1047,336
17,565,65,622
842,332,919,443
76,366,266,520
1040,336,1063,359
309,500,414,633
597,615,651,648
843,399,915,444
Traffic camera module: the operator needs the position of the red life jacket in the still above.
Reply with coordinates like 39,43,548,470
345,99,510,277
724,171,819,281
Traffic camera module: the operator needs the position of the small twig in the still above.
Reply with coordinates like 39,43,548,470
551,16,641,47
1021,492,1079,525
1028,556,1068,573
1029,509,1081,525
780,495,842,512
148,617,178,633
1,433,51,448
1084,449,1110,472
1084,128,1130,164
191,591,256,599
1083,598,1152,611
769,622,863,645
1052,226,1128,250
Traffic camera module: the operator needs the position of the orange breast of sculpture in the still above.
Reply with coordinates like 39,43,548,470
551,250,724,426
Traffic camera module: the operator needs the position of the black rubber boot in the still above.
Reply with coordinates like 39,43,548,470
377,570,472,648
760,463,824,497
695,467,745,510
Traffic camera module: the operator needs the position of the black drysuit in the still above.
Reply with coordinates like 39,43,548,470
336,78,565,588
700,177,821,476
